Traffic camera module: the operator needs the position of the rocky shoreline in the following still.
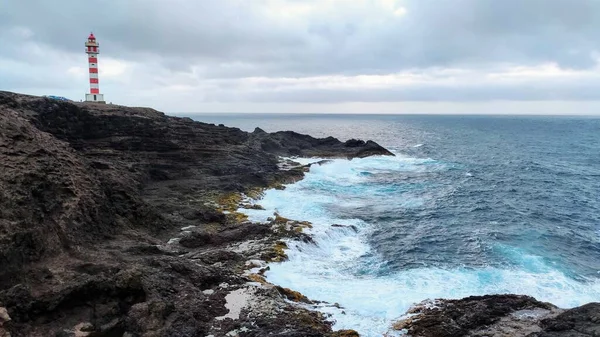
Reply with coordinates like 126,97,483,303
0,91,390,337
0,91,598,337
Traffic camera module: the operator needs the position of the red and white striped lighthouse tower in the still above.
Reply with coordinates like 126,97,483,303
84,33,105,103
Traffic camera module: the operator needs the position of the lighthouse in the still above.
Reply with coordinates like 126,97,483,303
84,33,105,103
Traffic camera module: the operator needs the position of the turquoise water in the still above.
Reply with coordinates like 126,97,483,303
194,114,600,336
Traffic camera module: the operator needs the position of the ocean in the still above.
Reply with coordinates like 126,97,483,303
193,114,600,336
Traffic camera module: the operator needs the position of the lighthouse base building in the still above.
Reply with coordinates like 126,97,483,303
85,93,105,103
84,33,106,103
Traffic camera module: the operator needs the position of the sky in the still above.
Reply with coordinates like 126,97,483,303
1,0,600,114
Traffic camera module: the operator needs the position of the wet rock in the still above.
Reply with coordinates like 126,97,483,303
311,159,334,166
331,224,358,232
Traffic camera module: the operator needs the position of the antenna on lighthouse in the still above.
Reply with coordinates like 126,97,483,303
84,32,106,103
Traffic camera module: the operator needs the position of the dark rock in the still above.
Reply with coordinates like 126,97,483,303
331,224,358,232
533,302,600,336
396,297,600,337
179,224,270,249
179,231,214,248
344,139,365,147
73,263,120,276
0,269,146,336
297,233,316,244
247,129,394,159
253,127,267,134
180,207,226,223
311,159,333,166
396,295,557,337
193,250,243,265
125,245,181,256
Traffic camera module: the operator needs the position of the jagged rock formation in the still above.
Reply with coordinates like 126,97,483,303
0,91,392,337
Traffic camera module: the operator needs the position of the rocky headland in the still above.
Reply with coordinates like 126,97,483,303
0,91,598,337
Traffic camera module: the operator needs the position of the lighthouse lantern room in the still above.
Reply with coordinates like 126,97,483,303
84,33,105,103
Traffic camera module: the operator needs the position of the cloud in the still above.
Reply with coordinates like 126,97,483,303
1,0,600,112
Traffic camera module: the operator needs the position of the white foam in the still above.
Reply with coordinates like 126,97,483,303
238,154,600,337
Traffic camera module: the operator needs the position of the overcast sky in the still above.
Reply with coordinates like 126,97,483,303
2,0,600,114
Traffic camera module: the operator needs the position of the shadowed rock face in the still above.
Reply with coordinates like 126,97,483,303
0,91,393,337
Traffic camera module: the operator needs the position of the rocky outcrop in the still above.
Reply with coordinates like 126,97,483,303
248,128,394,158
0,91,393,336
394,295,600,337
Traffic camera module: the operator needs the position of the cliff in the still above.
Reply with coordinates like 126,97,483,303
0,91,391,337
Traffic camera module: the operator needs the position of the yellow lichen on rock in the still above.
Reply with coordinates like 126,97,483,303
273,241,288,261
293,220,313,233
217,193,243,212
270,241,288,262
299,220,313,228
275,286,311,303
274,213,291,224
232,211,248,223
245,187,265,200
247,273,268,284
216,193,252,223
294,310,329,332
391,316,415,331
